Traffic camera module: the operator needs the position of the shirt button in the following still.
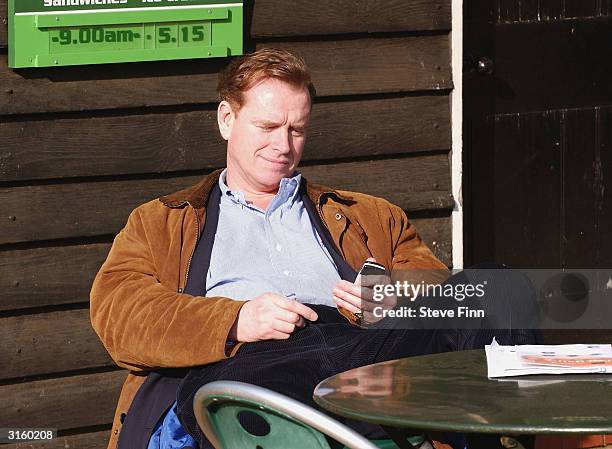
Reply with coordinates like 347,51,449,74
335,213,342,220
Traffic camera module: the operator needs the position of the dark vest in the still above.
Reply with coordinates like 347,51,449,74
118,183,357,449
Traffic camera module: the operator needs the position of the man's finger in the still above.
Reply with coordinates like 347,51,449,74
278,298,318,321
275,309,301,324
339,279,381,302
335,280,364,299
267,330,291,340
271,320,296,335
333,295,360,314
333,287,378,312
332,286,359,309
339,279,382,301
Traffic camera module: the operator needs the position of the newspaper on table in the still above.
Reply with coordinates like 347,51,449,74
485,338,612,378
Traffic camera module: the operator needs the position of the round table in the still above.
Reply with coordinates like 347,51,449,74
313,350,612,436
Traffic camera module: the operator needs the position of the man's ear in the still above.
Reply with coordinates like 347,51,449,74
217,100,235,141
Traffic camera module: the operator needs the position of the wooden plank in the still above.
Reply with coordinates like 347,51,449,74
562,108,594,269
0,244,111,312
598,107,612,267
3,430,109,449
0,0,450,48
563,107,611,268
563,0,599,18
250,0,451,37
498,0,520,23
301,155,453,212
0,155,453,244
411,215,452,267
1,215,451,313
495,20,612,114
0,95,450,181
492,111,562,268
519,0,540,22
539,0,564,20
260,36,451,96
0,35,451,115
0,52,222,114
0,309,114,380
542,329,612,345
0,370,126,430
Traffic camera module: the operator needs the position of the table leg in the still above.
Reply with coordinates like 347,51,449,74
380,426,421,449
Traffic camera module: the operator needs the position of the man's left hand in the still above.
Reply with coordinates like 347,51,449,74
332,258,397,325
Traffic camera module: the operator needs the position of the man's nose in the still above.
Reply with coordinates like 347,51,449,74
271,127,291,154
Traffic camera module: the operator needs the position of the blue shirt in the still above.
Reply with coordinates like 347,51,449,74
148,170,342,449
206,169,340,305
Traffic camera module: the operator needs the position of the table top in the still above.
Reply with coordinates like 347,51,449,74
313,350,612,435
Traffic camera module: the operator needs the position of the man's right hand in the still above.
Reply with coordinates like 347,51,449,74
228,293,318,342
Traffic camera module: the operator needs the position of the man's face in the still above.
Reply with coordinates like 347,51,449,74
218,78,311,193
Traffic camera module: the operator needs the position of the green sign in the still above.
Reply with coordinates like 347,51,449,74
8,0,243,67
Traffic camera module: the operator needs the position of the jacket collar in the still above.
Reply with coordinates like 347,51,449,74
159,169,223,209
159,169,352,209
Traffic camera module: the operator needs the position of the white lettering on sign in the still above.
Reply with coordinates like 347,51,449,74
44,0,129,7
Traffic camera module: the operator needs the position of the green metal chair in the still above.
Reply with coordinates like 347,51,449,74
193,380,382,449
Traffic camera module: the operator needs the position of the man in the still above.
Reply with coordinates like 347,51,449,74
91,48,534,449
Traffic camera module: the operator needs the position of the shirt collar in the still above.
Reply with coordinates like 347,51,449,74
218,168,302,210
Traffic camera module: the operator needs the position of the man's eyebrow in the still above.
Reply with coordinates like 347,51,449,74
253,119,282,127
253,119,308,129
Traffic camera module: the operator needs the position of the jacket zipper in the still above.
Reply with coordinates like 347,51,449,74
182,205,201,292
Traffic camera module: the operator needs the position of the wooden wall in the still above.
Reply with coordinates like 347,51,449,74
0,1,453,447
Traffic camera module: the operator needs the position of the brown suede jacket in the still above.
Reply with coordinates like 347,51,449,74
90,169,448,449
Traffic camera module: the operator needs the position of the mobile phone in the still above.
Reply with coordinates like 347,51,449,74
358,260,386,277
353,261,386,326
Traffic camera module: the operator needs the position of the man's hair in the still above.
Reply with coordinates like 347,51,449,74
218,48,316,110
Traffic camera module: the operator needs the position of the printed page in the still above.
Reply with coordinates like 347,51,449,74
485,338,612,378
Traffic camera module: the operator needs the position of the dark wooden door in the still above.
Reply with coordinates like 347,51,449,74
464,0,612,270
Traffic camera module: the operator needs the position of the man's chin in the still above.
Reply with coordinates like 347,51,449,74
257,172,293,189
